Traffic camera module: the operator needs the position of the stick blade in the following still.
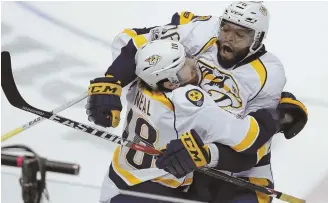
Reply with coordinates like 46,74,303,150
1,51,28,108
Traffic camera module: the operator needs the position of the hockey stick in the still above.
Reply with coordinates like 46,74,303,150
197,167,305,203
1,91,87,142
1,51,305,203
1,51,160,156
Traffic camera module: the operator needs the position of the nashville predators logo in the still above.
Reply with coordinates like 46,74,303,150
145,55,162,66
186,89,204,107
199,61,242,109
259,6,268,16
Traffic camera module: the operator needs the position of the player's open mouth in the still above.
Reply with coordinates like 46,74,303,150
223,45,233,54
221,44,234,59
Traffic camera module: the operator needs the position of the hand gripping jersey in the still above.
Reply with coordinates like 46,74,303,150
106,12,286,188
109,83,271,189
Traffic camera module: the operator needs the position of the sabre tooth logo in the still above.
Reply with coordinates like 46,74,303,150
145,55,162,66
259,6,268,16
22,106,44,115
199,62,242,109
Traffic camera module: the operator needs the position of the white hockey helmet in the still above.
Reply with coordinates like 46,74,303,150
221,1,270,53
135,40,193,89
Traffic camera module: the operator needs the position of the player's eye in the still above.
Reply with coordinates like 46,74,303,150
236,32,244,38
221,24,230,32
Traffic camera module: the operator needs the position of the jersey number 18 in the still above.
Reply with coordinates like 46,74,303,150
122,109,158,170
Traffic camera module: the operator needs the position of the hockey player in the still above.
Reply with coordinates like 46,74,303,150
99,40,274,203
87,1,308,202
87,1,307,146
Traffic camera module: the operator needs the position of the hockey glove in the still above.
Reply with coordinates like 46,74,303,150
155,129,211,178
278,91,308,139
86,75,122,128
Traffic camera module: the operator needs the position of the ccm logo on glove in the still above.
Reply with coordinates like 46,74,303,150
181,133,208,167
156,129,210,178
88,83,122,96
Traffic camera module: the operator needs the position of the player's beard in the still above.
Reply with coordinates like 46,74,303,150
216,40,250,69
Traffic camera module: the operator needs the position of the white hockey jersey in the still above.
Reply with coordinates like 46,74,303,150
114,15,286,118
108,14,286,188
110,83,271,188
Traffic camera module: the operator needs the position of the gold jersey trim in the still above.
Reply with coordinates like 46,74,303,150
142,87,174,111
280,98,308,116
250,59,267,88
257,144,267,163
122,29,138,37
112,147,142,185
232,116,260,152
249,177,271,203
132,35,148,48
194,37,217,56
152,176,193,188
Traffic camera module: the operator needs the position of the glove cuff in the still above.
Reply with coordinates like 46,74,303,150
105,75,122,85
206,143,219,167
91,75,122,85
279,98,308,117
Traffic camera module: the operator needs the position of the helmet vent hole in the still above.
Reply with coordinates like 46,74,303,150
236,6,244,9
251,12,256,14
173,57,179,63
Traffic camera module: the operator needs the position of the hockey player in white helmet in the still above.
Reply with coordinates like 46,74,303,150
88,2,308,203
100,40,273,203
217,1,269,68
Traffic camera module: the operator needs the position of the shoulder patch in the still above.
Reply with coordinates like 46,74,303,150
185,89,204,107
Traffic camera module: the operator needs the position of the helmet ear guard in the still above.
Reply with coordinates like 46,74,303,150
249,31,265,53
